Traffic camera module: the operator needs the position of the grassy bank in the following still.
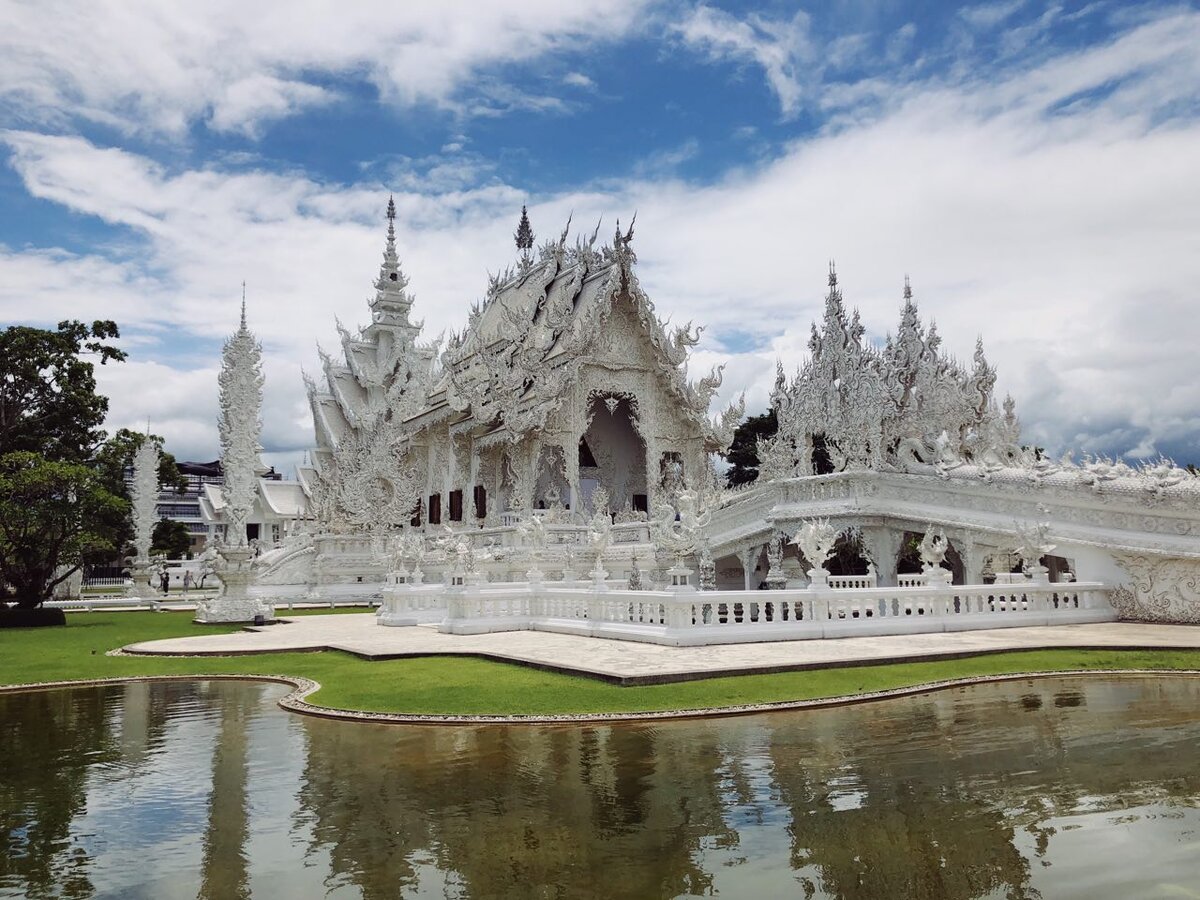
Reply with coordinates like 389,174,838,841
1,611,1198,717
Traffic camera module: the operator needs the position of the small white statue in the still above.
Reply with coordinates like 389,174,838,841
791,518,839,577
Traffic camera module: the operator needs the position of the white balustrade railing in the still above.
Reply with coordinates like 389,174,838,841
827,574,878,590
377,576,1116,644
82,576,133,588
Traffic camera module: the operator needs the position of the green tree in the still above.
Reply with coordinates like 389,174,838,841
0,452,127,608
723,409,778,486
0,320,125,463
0,320,139,604
152,518,192,560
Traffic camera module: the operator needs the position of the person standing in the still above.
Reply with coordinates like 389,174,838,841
182,570,193,594
160,570,169,595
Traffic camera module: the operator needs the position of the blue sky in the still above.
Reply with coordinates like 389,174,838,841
2,0,1199,468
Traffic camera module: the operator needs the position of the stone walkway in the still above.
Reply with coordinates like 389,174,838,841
122,617,1200,684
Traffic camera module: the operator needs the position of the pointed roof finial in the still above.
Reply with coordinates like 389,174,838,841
903,274,912,300
385,195,397,249
828,260,838,288
240,281,247,329
515,204,534,253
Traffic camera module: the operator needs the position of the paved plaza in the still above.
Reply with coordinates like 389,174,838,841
122,616,1200,684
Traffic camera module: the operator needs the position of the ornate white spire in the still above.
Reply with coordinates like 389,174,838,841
371,195,414,327
129,437,159,565
514,204,534,272
218,294,264,548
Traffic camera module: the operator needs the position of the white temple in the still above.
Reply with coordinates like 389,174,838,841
220,199,1199,635
304,198,741,532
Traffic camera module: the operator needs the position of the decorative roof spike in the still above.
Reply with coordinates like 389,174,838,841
383,197,398,257
624,211,636,246
240,281,247,330
372,194,414,318
828,260,838,288
903,274,912,300
515,205,534,252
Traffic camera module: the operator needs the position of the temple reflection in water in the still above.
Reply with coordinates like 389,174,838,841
2,677,1199,899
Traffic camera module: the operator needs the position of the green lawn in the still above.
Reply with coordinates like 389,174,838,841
1,611,1198,717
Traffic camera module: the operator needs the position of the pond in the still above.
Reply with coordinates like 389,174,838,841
2,675,1198,899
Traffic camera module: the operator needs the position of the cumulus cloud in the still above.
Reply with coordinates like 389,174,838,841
0,0,655,137
3,7,1200,468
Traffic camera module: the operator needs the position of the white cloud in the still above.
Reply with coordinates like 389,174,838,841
208,76,335,138
672,6,816,117
960,0,1028,31
0,0,655,137
3,8,1200,466
563,72,597,90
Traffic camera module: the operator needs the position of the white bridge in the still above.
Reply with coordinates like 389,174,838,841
378,576,1115,647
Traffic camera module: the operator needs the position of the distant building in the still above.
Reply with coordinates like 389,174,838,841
197,464,309,549
158,460,223,555
153,460,287,554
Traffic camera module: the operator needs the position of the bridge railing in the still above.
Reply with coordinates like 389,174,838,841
378,576,1115,643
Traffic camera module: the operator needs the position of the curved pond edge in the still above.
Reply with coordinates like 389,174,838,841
2,668,1199,726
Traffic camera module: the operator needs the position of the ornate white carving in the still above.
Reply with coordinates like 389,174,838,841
918,525,949,571
651,489,710,568
791,519,840,579
763,268,1011,476
1112,553,1200,624
217,303,263,549
201,303,272,623
127,438,160,598
129,438,158,564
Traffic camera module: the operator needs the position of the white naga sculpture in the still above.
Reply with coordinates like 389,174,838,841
918,525,952,584
516,513,549,581
791,519,841,587
196,300,273,624
651,488,711,589
1014,521,1056,583
127,437,160,599
586,487,614,585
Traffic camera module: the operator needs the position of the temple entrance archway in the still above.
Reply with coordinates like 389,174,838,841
580,393,647,516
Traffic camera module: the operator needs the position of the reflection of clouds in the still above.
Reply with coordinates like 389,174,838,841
3,676,1199,899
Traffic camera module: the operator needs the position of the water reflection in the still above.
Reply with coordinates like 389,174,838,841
1,675,1198,899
